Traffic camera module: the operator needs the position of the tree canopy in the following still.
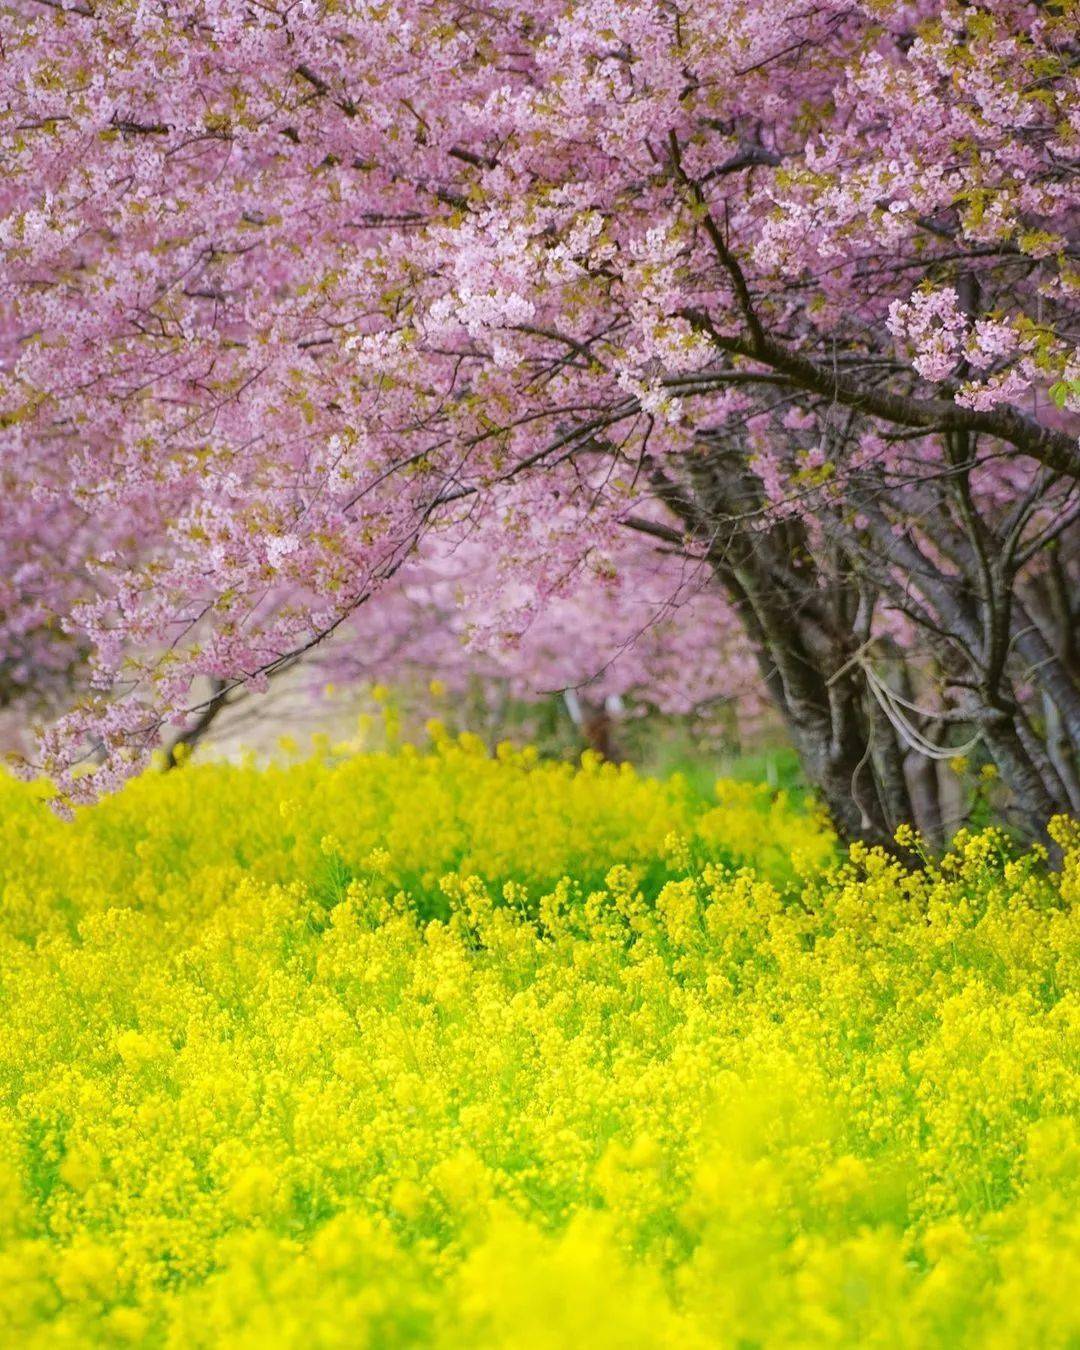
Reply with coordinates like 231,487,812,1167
2,0,1078,839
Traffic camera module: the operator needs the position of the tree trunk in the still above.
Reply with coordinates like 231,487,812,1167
638,439,1080,851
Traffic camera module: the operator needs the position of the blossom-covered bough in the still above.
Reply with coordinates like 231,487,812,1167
1,0,1078,843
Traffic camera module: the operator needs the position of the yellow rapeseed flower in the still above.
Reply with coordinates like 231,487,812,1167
0,744,1074,1345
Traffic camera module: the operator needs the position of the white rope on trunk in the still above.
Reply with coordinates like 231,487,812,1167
864,665,982,761
829,641,982,761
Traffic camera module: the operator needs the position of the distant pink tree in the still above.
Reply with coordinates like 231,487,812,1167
2,0,1078,841
321,530,764,749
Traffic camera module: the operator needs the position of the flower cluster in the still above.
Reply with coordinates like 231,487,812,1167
1,735,832,927
0,748,1077,1345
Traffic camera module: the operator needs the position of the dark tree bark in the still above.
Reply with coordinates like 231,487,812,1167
163,678,231,768
626,422,1080,850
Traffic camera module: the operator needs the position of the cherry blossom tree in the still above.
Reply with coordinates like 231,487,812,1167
163,541,763,762
2,0,1078,842
316,531,764,754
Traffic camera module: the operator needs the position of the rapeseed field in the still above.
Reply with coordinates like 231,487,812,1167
0,740,1077,1346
